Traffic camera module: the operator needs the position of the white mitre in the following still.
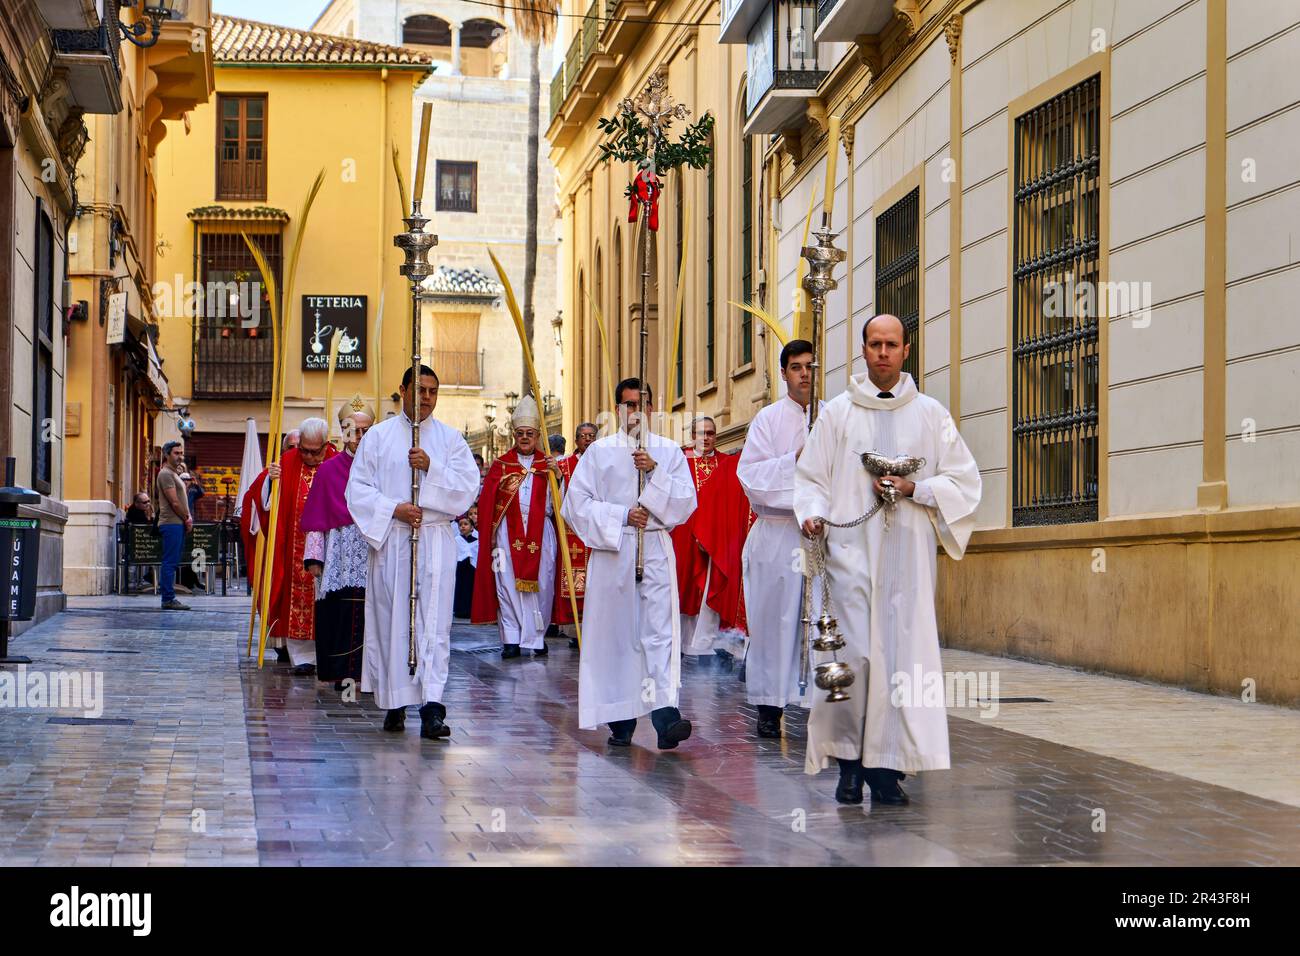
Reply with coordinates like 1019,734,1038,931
512,394,541,430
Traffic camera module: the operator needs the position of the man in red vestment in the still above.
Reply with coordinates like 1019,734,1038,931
240,429,299,663
470,396,560,659
553,422,597,648
247,420,336,674
671,416,752,661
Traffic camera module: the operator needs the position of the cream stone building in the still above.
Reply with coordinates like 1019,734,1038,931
311,0,563,458
552,0,1300,705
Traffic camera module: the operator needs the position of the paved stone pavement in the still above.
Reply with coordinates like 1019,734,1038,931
2,594,1298,866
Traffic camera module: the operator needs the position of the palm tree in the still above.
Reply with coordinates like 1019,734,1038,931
499,2,559,396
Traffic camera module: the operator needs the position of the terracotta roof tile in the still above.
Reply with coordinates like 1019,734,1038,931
423,266,504,298
212,16,436,70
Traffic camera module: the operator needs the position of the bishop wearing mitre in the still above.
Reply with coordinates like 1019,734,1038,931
471,394,560,659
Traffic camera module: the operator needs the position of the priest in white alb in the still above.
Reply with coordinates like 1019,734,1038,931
736,339,821,740
794,315,981,805
345,364,480,741
560,378,697,750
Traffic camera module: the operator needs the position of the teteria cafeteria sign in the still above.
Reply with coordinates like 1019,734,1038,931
302,295,367,371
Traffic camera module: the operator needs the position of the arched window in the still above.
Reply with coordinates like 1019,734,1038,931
739,83,754,367
402,14,451,46
576,269,586,418
613,227,623,378
674,174,684,401
705,132,716,384
593,245,604,403
460,18,509,78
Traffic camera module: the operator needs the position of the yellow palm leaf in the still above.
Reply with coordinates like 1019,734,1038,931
391,143,409,219
729,299,790,347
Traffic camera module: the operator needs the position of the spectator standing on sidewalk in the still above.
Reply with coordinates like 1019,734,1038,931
186,466,207,518
124,492,155,592
155,441,192,610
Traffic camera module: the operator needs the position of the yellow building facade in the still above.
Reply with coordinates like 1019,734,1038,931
554,0,1300,706
150,17,431,508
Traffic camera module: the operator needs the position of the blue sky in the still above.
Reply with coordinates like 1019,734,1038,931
212,0,328,29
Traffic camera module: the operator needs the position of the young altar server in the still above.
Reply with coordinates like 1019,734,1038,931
560,378,697,750
345,365,479,740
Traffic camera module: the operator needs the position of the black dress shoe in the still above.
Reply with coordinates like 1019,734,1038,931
501,644,521,659
606,717,636,746
382,708,406,732
568,637,579,649
533,642,548,657
756,705,783,738
275,647,291,663
293,663,316,676
835,759,864,804
648,706,692,750
419,702,451,740
863,768,910,805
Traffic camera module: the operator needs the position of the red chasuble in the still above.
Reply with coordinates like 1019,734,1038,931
552,452,590,625
670,451,752,633
247,446,337,642
470,449,551,625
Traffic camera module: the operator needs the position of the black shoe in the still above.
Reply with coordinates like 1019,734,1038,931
835,759,864,805
864,768,909,805
756,705,783,739
568,637,579,649
606,718,635,747
650,707,692,750
161,599,191,610
501,644,521,659
658,718,692,749
533,642,548,657
419,702,451,740
275,647,290,663
545,623,560,639
293,663,316,676
382,708,406,732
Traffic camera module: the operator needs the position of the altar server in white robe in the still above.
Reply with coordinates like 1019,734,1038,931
794,315,981,806
560,377,698,750
345,364,480,741
736,339,822,740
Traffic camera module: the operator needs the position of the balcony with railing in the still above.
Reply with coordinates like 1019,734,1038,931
550,64,566,123
740,1,828,135
546,1,618,150
602,0,654,57
49,0,124,114
718,0,770,43
813,0,896,43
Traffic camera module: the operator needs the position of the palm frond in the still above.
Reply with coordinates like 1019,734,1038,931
497,1,559,45
391,143,409,218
